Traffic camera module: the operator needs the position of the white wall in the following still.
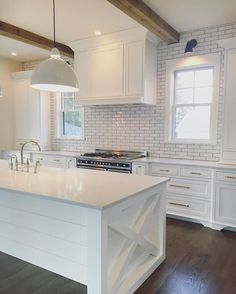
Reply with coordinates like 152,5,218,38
22,22,236,161
0,57,21,150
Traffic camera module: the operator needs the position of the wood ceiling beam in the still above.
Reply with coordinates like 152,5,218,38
107,0,179,44
0,21,74,58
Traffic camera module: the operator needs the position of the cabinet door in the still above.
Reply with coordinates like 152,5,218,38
132,163,148,175
75,51,91,98
66,158,76,168
125,41,144,96
91,44,124,98
215,183,236,227
14,78,30,140
29,88,41,140
222,49,236,152
76,44,124,99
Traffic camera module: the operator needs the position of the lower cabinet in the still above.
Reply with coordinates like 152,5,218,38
31,153,76,169
133,161,213,227
167,194,211,220
214,181,236,228
2,150,31,161
133,160,236,230
132,163,148,175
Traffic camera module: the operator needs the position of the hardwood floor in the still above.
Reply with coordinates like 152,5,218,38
0,218,235,294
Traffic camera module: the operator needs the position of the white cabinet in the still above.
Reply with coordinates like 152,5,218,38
31,153,76,169
149,162,212,225
132,163,148,175
66,158,76,168
76,43,124,100
70,28,158,105
133,159,236,230
214,169,236,229
215,183,236,228
218,38,236,163
2,150,31,162
11,71,51,150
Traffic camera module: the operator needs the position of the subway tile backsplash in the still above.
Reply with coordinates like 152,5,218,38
22,22,236,161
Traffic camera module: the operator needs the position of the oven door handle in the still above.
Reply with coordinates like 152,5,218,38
77,166,107,171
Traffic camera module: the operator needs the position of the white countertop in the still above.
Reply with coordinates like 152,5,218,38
31,150,81,157
133,157,236,170
2,150,81,158
0,160,168,210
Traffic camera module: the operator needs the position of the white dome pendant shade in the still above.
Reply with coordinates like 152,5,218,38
30,0,79,93
30,48,79,92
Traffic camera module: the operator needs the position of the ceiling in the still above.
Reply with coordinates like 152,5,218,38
0,36,50,62
143,0,236,32
0,0,138,43
0,0,236,62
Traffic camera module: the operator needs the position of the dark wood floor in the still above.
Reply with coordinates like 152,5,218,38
0,218,235,294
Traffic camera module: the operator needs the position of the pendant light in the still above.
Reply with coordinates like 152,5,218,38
30,0,79,92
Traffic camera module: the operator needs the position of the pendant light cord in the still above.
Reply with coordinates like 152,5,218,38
53,0,56,47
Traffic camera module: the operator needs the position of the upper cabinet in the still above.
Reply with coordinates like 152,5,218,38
11,71,51,150
69,28,159,105
218,38,236,163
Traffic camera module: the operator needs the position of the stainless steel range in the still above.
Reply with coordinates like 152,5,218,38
76,149,147,173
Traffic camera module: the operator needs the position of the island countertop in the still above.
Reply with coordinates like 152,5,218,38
0,160,168,210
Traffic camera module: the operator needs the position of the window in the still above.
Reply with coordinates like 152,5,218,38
166,54,220,144
56,92,84,139
173,67,213,140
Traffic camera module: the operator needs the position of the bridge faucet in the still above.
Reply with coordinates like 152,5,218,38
20,141,41,164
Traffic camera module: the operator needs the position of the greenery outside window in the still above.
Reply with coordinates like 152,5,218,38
56,92,84,139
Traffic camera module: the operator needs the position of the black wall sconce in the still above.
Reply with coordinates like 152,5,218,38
185,39,198,53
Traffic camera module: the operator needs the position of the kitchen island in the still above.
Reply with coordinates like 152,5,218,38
0,160,168,294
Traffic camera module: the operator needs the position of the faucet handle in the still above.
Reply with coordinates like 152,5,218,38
34,160,41,174
7,154,17,170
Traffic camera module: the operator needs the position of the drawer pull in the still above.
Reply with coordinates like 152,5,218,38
169,202,190,208
170,184,190,189
226,176,236,180
160,169,170,172
190,172,202,176
37,158,43,161
53,159,61,162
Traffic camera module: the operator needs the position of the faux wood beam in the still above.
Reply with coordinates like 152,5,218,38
0,21,74,58
107,0,179,44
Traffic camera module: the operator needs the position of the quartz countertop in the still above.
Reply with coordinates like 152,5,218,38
2,150,81,158
133,157,236,170
0,160,168,210
31,150,81,157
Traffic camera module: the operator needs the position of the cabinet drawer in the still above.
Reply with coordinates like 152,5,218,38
216,171,236,183
180,167,211,179
47,156,65,168
150,164,178,176
167,195,210,219
167,178,210,199
32,154,48,164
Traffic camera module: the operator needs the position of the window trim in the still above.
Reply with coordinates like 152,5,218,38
55,93,85,140
165,53,220,145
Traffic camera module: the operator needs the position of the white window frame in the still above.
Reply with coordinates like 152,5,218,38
165,53,220,145
55,92,84,140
